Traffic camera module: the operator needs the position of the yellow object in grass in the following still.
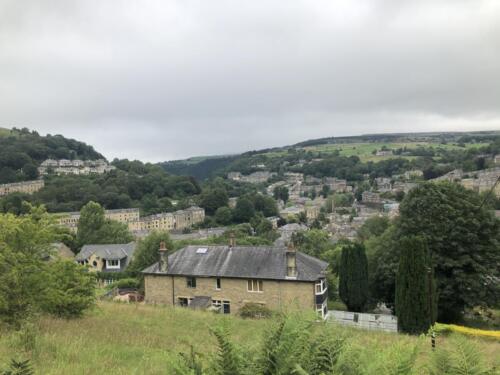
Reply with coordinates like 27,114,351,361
435,323,500,340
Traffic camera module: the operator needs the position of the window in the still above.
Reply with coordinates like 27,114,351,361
212,300,230,314
106,259,120,269
216,278,221,290
247,279,263,292
315,279,327,295
316,301,328,319
178,297,193,307
186,277,197,288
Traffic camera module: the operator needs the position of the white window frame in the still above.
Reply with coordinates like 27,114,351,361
247,279,263,293
315,279,327,295
215,278,221,290
316,300,328,320
106,259,120,269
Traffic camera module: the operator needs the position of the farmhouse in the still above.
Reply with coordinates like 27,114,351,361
142,241,329,318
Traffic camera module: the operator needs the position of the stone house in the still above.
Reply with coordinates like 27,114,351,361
75,242,136,274
127,206,205,232
361,191,382,204
0,179,45,196
58,208,140,233
142,242,329,318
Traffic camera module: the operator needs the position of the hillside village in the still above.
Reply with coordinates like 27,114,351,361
1,129,499,373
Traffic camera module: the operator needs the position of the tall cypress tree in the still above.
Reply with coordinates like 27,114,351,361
395,236,437,334
339,242,369,312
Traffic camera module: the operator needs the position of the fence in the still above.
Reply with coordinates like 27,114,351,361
327,310,398,333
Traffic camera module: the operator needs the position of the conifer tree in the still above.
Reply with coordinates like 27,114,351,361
395,236,437,334
339,242,369,312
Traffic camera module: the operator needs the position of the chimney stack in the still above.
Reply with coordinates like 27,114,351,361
229,233,236,248
286,242,297,278
158,241,168,272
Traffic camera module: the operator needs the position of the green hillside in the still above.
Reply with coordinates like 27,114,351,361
0,127,104,184
161,131,500,181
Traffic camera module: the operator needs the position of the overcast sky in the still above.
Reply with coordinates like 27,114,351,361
1,1,499,162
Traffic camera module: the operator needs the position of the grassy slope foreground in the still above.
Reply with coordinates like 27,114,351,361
0,302,498,374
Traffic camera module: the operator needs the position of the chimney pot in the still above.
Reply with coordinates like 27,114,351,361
286,243,297,278
158,241,168,272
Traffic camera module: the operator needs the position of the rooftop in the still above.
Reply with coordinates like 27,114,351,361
142,245,327,282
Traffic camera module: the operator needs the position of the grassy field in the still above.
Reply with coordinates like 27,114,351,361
0,302,498,374
302,142,486,162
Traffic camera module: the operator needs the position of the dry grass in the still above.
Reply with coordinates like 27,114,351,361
0,302,498,374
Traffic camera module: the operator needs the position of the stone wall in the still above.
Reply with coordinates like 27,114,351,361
144,274,316,314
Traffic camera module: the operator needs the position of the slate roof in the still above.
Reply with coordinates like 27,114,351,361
76,242,136,267
142,245,328,282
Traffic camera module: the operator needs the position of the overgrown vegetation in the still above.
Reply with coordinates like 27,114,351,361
0,302,497,374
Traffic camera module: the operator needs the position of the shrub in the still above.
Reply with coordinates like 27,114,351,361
239,303,273,319
41,260,96,318
107,278,140,290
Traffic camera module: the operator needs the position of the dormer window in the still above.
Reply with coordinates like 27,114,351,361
106,259,120,269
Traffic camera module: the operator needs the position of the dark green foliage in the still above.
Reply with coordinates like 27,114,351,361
76,201,133,248
0,359,33,375
339,243,369,312
128,231,173,275
252,194,278,217
199,188,229,215
273,186,289,203
0,128,102,184
357,216,390,241
41,261,96,318
395,236,437,334
232,197,255,223
398,182,500,322
239,303,273,319
214,207,233,225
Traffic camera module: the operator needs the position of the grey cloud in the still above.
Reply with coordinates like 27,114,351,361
0,0,499,161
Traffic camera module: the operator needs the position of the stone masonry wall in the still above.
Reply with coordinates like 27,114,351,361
144,274,316,314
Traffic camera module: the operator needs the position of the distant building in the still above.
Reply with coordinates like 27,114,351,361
324,177,349,193
375,177,392,193
227,172,242,181
128,206,205,233
277,223,308,242
404,170,423,180
228,171,276,184
362,191,382,204
375,150,393,157
58,208,140,233
0,179,44,196
76,242,136,275
38,159,116,176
